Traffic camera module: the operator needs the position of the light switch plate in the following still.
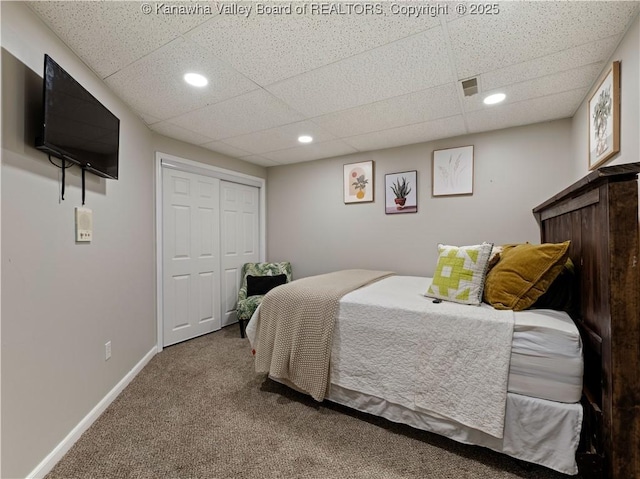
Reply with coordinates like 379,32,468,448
75,207,93,242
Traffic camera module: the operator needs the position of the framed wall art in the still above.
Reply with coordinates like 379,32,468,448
385,171,417,214
432,145,474,197
588,61,620,170
344,160,374,203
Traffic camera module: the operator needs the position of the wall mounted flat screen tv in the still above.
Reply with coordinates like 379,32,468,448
36,54,120,180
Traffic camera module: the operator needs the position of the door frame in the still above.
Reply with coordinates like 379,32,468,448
155,152,266,352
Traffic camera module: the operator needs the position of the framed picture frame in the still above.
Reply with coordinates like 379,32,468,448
385,171,417,214
588,61,620,170
344,160,374,203
432,145,474,197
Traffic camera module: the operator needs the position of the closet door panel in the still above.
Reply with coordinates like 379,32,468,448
220,181,260,327
162,169,221,346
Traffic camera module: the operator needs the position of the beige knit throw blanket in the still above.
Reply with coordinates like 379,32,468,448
254,269,394,401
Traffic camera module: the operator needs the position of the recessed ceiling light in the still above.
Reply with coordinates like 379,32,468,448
298,135,313,143
184,73,208,87
483,93,506,105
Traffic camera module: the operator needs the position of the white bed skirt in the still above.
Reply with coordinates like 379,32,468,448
327,383,582,475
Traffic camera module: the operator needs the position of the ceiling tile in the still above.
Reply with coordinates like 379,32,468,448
202,141,252,158
138,112,162,126
466,88,588,133
342,116,467,152
266,26,455,117
448,1,639,79
313,83,461,138
239,155,282,167
168,89,305,140
466,63,604,112
28,1,215,78
150,121,214,145
262,140,358,164
187,5,439,85
481,35,622,91
221,120,337,155
104,38,258,121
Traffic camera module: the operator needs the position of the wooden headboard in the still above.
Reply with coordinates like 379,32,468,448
533,163,640,479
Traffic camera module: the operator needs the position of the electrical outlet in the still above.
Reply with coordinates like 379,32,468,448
105,341,111,361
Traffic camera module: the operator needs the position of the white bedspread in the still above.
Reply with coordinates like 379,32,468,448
333,275,515,438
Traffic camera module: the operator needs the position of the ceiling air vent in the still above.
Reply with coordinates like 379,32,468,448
461,78,478,97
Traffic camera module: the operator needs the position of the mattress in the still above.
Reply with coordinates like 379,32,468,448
510,309,583,403
335,276,583,404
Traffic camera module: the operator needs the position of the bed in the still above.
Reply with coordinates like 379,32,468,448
247,162,640,479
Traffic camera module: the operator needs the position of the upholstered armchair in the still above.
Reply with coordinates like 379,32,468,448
237,262,292,338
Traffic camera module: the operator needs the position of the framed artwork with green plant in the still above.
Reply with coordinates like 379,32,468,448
385,171,417,214
344,160,374,204
588,61,620,170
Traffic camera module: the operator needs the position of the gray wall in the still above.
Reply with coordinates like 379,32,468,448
0,3,265,478
570,13,639,179
267,120,574,279
1,43,155,479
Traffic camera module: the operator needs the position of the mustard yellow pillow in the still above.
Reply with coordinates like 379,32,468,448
483,241,570,311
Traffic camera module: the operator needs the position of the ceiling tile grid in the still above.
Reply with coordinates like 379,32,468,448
201,141,252,159
312,82,462,139
150,120,215,146
480,35,623,91
265,26,455,118
262,138,358,164
237,155,282,167
28,1,215,78
165,88,305,140
104,37,259,121
27,1,640,166
186,5,440,85
137,112,162,126
447,1,639,79
342,115,468,152
464,62,606,113
465,88,589,134
221,120,338,155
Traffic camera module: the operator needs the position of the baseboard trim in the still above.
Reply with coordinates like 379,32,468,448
26,346,158,479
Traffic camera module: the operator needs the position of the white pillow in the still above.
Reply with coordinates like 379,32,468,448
425,243,493,305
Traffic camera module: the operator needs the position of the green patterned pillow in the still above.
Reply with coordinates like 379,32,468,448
426,243,493,305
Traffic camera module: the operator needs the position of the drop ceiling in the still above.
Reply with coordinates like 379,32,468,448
28,1,639,167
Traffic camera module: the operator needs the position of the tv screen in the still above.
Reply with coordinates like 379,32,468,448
36,55,120,180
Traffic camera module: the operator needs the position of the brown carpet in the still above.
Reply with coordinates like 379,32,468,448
45,326,576,479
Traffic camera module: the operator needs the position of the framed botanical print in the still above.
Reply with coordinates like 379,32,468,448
432,145,474,197
344,161,374,203
588,61,620,170
385,171,417,214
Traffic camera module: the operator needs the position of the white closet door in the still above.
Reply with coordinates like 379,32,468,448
162,169,221,346
220,181,260,327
